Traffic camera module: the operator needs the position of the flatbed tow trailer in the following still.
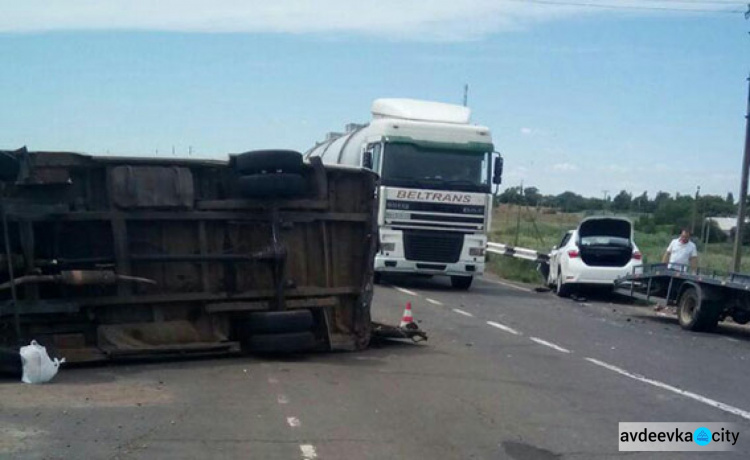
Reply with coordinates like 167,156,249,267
614,263,750,332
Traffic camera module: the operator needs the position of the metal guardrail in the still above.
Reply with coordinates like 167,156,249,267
486,242,550,263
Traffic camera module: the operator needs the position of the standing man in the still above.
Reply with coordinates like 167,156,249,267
662,228,698,271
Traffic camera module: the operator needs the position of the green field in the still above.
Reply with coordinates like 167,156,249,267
487,204,750,284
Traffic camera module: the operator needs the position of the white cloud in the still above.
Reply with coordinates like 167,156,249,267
520,127,533,135
600,164,632,174
552,162,578,172
0,1,737,40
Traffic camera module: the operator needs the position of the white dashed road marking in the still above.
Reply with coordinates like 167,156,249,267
268,377,279,384
277,394,289,404
481,278,534,293
585,357,750,421
426,298,443,306
452,308,474,317
300,444,318,459
530,337,571,353
394,286,419,296
487,321,521,336
286,416,301,428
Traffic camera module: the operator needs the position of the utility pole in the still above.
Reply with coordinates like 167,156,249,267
514,181,523,247
733,74,750,272
691,185,700,235
463,84,469,107
602,190,609,214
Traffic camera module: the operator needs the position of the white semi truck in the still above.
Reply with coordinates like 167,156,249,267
305,99,503,290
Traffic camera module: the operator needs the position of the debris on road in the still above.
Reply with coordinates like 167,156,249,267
19,341,64,384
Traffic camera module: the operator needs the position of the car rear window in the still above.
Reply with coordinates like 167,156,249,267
580,236,630,247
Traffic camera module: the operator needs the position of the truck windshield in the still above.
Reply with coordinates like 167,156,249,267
381,143,491,193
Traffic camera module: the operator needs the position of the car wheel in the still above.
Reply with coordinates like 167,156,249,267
556,272,571,298
233,150,304,175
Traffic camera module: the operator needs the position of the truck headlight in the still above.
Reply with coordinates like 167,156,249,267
469,247,485,257
381,242,396,252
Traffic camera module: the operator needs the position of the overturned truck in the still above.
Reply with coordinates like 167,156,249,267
0,147,379,364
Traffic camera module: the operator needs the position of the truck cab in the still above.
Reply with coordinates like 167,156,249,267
306,99,502,289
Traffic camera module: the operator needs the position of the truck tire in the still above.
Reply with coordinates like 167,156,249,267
451,275,473,290
556,272,571,298
246,332,316,353
233,150,304,175
237,173,307,199
373,272,382,285
242,310,314,334
677,288,721,332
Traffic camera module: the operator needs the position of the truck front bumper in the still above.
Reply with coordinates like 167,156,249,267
374,255,484,277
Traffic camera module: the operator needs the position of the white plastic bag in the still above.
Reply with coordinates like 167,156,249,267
19,340,65,384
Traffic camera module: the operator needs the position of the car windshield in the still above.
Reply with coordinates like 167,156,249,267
381,143,490,193
580,236,631,247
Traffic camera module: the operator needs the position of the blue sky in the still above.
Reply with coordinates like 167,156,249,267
1,1,748,197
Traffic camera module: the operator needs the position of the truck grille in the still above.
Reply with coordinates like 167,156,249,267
403,230,464,263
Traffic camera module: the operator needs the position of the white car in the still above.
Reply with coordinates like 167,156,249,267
547,216,642,297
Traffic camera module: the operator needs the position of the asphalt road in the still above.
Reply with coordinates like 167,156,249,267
3,274,750,459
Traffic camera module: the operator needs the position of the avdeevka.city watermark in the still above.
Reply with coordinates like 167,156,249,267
619,423,741,452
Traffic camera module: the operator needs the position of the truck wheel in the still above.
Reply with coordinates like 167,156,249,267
233,150,304,175
238,173,307,199
241,310,314,334
246,332,316,353
556,272,571,298
677,288,721,332
451,276,473,290
373,272,381,285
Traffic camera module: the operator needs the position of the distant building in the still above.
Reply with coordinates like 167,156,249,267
705,217,748,235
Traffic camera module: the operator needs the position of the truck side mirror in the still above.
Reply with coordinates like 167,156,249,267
362,150,373,169
492,156,503,185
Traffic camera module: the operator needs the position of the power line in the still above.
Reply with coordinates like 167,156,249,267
506,0,747,14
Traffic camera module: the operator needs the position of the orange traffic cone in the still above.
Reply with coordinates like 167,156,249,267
399,302,414,328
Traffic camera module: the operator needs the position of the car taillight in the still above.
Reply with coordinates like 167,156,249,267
567,249,579,258
632,251,642,260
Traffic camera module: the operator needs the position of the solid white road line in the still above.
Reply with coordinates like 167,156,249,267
426,298,443,306
277,394,289,404
286,417,301,428
452,308,474,317
487,321,521,336
481,278,534,293
585,357,750,422
300,444,318,459
394,286,419,296
530,337,571,354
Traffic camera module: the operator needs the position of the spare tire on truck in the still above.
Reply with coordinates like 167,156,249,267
237,173,307,199
233,150,304,175
240,310,314,335
246,332,316,353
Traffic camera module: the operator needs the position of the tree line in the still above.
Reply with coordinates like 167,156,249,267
495,187,741,243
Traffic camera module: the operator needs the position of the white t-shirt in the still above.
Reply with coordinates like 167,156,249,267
667,238,698,267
